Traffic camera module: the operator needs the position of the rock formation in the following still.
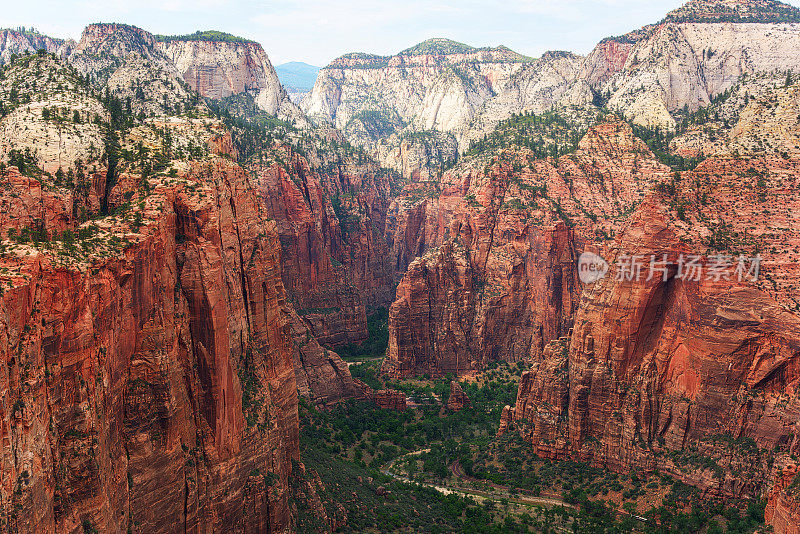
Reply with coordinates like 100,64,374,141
251,134,395,347
302,39,587,176
508,198,800,499
69,23,194,116
447,380,470,411
0,138,316,532
767,464,800,534
382,119,668,378
4,4,800,533
303,0,800,177
0,28,74,65
0,42,342,531
2,24,304,124
591,0,800,128
381,78,800,530
0,54,107,174
156,34,304,123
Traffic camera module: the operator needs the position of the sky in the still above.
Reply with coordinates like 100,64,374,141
3,0,800,66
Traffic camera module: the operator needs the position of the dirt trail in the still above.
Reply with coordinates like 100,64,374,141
381,450,576,510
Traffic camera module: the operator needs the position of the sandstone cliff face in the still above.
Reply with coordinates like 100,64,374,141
461,51,591,148
508,200,800,499
584,0,800,130
252,140,395,347
767,464,800,534
609,22,800,128
303,42,529,132
156,38,304,123
578,38,638,90
0,29,74,65
382,120,668,378
302,40,585,174
287,305,363,407
0,116,314,533
2,24,306,125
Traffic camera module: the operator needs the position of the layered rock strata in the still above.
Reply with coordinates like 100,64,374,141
767,464,800,534
507,200,800,501
156,37,304,123
382,119,668,378
253,142,395,347
0,124,318,533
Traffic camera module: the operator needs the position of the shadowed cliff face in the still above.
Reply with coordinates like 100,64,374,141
252,141,395,348
382,119,668,378
0,147,315,532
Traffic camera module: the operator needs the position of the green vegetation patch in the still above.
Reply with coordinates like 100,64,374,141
461,110,590,165
154,30,255,44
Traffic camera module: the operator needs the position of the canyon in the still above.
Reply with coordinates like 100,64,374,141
1,0,800,531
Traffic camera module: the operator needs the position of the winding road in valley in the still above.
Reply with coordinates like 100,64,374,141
380,449,575,510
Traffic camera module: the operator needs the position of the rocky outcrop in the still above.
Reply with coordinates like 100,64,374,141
304,40,530,132
767,464,800,534
447,380,470,411
383,224,578,378
364,388,407,411
287,306,364,407
157,38,274,99
69,23,194,116
578,38,638,90
382,119,668,378
0,28,74,65
0,114,321,532
156,37,305,123
461,51,591,148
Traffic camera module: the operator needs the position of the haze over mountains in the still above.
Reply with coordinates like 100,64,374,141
274,61,320,100
1,0,800,532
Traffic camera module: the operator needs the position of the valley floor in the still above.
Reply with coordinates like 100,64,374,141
298,342,770,534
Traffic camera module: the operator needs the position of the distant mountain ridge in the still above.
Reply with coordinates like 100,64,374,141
302,37,590,176
303,0,800,174
0,24,304,123
329,37,534,69
275,61,320,93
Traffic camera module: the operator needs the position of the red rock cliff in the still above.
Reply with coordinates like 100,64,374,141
767,464,800,534
0,155,311,533
509,199,800,500
383,120,667,378
254,142,395,347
